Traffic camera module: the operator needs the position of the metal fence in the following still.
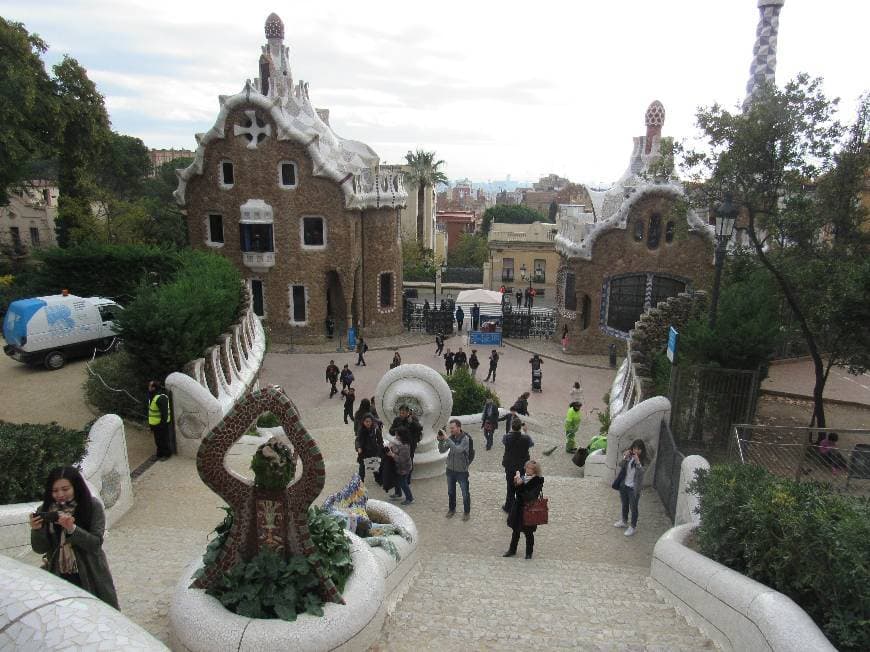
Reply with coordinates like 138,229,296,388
670,365,760,460
653,420,685,522
404,300,555,339
729,425,870,495
442,267,483,284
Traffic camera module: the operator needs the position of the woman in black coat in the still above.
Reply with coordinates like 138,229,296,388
504,459,544,559
354,414,384,482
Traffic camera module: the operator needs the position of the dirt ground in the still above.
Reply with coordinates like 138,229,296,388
0,352,154,470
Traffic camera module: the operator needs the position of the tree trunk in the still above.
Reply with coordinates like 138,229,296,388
417,184,425,243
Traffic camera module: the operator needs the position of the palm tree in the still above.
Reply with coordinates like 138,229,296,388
404,149,448,244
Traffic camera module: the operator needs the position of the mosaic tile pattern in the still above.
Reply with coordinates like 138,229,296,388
192,386,343,605
744,0,785,110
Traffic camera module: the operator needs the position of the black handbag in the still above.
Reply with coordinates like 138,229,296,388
611,464,627,490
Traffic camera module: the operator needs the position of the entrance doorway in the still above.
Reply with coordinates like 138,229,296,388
326,271,347,333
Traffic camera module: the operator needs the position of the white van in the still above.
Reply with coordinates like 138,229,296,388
3,293,123,370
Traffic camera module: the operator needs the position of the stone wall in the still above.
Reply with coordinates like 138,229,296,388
185,105,403,343
558,193,714,355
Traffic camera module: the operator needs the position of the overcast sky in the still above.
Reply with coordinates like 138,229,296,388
4,0,868,185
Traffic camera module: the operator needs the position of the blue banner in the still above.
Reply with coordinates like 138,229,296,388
469,331,502,346
348,326,357,350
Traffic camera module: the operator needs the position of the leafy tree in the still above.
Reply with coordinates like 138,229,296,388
402,240,436,281
0,18,58,204
480,204,545,235
97,132,151,199
447,232,488,268
683,76,870,427
548,200,558,221
404,149,448,242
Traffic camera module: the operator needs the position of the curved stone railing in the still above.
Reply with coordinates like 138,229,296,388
167,296,267,458
0,554,167,650
609,291,707,419
0,415,133,557
169,502,418,652
651,524,835,652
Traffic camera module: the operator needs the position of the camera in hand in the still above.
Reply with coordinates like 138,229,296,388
34,511,60,523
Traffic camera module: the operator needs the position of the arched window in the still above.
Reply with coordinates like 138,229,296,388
604,273,688,335
633,218,644,241
647,214,661,249
564,271,577,310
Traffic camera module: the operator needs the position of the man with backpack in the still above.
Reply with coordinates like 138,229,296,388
340,364,354,390
437,419,474,521
356,337,368,366
325,360,340,398
484,349,500,382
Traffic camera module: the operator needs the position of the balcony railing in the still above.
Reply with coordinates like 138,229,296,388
242,251,276,270
501,271,515,282
533,273,546,284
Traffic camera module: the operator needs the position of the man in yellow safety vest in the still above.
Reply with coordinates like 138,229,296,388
147,380,172,460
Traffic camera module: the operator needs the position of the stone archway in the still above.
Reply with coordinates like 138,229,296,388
326,270,347,331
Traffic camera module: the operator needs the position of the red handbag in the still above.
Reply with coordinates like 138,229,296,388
523,494,549,526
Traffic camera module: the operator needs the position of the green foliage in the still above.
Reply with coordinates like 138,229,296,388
83,350,150,421
480,204,546,235
446,232,488,268
679,264,781,372
114,250,242,380
683,76,870,427
402,240,436,281
651,351,672,397
443,367,499,416
257,412,281,428
202,507,353,621
96,132,151,199
0,19,58,205
250,438,296,491
689,464,870,651
0,421,89,503
597,392,611,436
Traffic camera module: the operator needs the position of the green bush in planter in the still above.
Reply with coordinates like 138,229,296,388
83,350,151,421
0,421,89,504
443,367,499,416
690,464,870,651
250,438,296,491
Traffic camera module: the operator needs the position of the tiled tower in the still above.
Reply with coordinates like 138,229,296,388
743,0,786,110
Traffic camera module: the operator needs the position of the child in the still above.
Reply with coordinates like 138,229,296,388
613,439,650,537
561,325,569,353
387,429,413,505
341,386,356,425
570,381,584,403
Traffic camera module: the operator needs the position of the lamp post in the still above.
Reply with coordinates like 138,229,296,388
709,192,738,329
519,263,533,313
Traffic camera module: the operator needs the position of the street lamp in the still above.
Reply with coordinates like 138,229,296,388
519,263,532,313
709,192,738,329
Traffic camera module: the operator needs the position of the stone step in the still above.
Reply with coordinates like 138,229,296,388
373,554,716,651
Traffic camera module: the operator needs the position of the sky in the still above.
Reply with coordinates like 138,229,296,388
3,0,868,185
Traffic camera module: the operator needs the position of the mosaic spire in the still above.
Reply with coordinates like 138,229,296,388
743,0,785,111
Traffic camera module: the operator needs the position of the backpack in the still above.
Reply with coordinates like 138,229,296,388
466,433,476,464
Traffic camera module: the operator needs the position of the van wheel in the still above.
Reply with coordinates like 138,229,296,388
44,350,65,370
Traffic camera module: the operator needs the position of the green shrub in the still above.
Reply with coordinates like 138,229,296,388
651,351,672,397
257,412,281,428
0,421,90,503
250,438,296,491
443,367,499,415
690,464,870,651
115,250,243,380
598,392,612,436
201,506,353,621
83,350,150,421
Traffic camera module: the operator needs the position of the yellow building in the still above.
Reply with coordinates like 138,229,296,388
486,221,560,300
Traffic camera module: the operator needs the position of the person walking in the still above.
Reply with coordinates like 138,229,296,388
386,429,414,505
614,439,649,537
468,350,480,378
355,337,368,366
341,386,356,425
515,290,522,308
570,380,584,403
481,398,500,450
503,460,544,559
437,420,472,520
389,350,402,369
147,380,172,460
564,401,582,453
471,303,480,331
484,350,500,382
325,360,340,398
354,413,384,483
443,348,455,376
501,420,534,512
513,392,531,416
340,364,354,390
501,405,519,435
523,287,530,309
434,331,445,356
453,347,468,370
529,287,536,308
30,467,119,608
455,305,465,332
561,325,569,353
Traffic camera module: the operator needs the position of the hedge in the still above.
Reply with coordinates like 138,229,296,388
443,367,499,416
114,250,243,381
690,464,870,651
0,421,90,504
83,350,151,421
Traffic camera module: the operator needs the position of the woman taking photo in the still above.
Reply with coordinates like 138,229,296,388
503,459,544,559
30,466,119,609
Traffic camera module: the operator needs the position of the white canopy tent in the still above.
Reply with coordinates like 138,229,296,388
455,289,504,305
